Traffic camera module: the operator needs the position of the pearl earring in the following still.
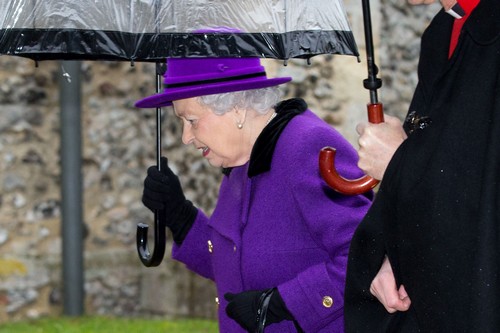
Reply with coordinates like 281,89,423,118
237,123,243,129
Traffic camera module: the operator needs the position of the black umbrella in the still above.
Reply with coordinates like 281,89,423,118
0,0,358,61
1,0,362,268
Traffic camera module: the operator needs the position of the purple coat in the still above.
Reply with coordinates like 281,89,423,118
173,108,372,332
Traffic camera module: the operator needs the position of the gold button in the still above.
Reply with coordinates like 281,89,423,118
208,240,213,253
322,296,333,308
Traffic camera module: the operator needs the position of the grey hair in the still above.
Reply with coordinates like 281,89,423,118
197,87,282,115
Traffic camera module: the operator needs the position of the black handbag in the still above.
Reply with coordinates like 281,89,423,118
255,288,305,333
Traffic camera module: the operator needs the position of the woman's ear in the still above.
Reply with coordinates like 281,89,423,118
233,107,247,129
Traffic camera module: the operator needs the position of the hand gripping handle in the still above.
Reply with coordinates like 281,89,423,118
319,103,384,195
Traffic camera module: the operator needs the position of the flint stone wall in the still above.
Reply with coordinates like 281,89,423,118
0,0,440,323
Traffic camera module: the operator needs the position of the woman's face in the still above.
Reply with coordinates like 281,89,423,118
173,97,251,168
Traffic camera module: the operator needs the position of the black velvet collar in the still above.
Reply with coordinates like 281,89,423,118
222,98,307,177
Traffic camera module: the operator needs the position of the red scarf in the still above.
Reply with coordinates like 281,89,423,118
449,0,481,58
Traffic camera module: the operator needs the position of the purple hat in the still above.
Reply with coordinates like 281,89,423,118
134,57,292,108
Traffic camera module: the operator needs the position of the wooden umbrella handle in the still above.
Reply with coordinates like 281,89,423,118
319,103,384,195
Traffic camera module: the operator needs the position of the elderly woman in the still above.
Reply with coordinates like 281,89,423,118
135,56,373,333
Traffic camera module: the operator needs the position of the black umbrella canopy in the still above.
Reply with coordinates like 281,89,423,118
0,0,358,62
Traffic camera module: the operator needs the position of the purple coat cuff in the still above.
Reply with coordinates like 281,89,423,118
278,263,344,332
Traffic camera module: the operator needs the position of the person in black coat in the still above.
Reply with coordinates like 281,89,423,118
345,0,500,331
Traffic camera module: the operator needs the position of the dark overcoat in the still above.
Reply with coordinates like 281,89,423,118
345,0,500,332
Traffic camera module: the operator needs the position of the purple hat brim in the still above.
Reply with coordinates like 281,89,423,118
135,77,291,108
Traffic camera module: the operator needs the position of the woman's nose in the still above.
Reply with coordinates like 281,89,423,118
181,124,194,145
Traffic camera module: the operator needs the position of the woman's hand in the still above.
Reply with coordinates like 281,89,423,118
356,115,407,180
142,156,186,213
370,256,411,313
225,288,293,332
142,156,197,244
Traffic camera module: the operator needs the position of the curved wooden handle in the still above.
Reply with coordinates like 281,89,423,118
319,103,384,195
366,103,384,124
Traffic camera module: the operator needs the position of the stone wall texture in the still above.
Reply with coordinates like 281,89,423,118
0,0,440,323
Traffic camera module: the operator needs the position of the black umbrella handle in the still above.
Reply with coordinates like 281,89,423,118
361,0,382,105
137,210,166,267
137,65,167,267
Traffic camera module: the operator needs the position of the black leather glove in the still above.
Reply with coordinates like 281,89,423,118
224,288,295,332
142,156,197,244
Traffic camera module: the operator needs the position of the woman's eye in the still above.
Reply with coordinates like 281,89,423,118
186,118,199,128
